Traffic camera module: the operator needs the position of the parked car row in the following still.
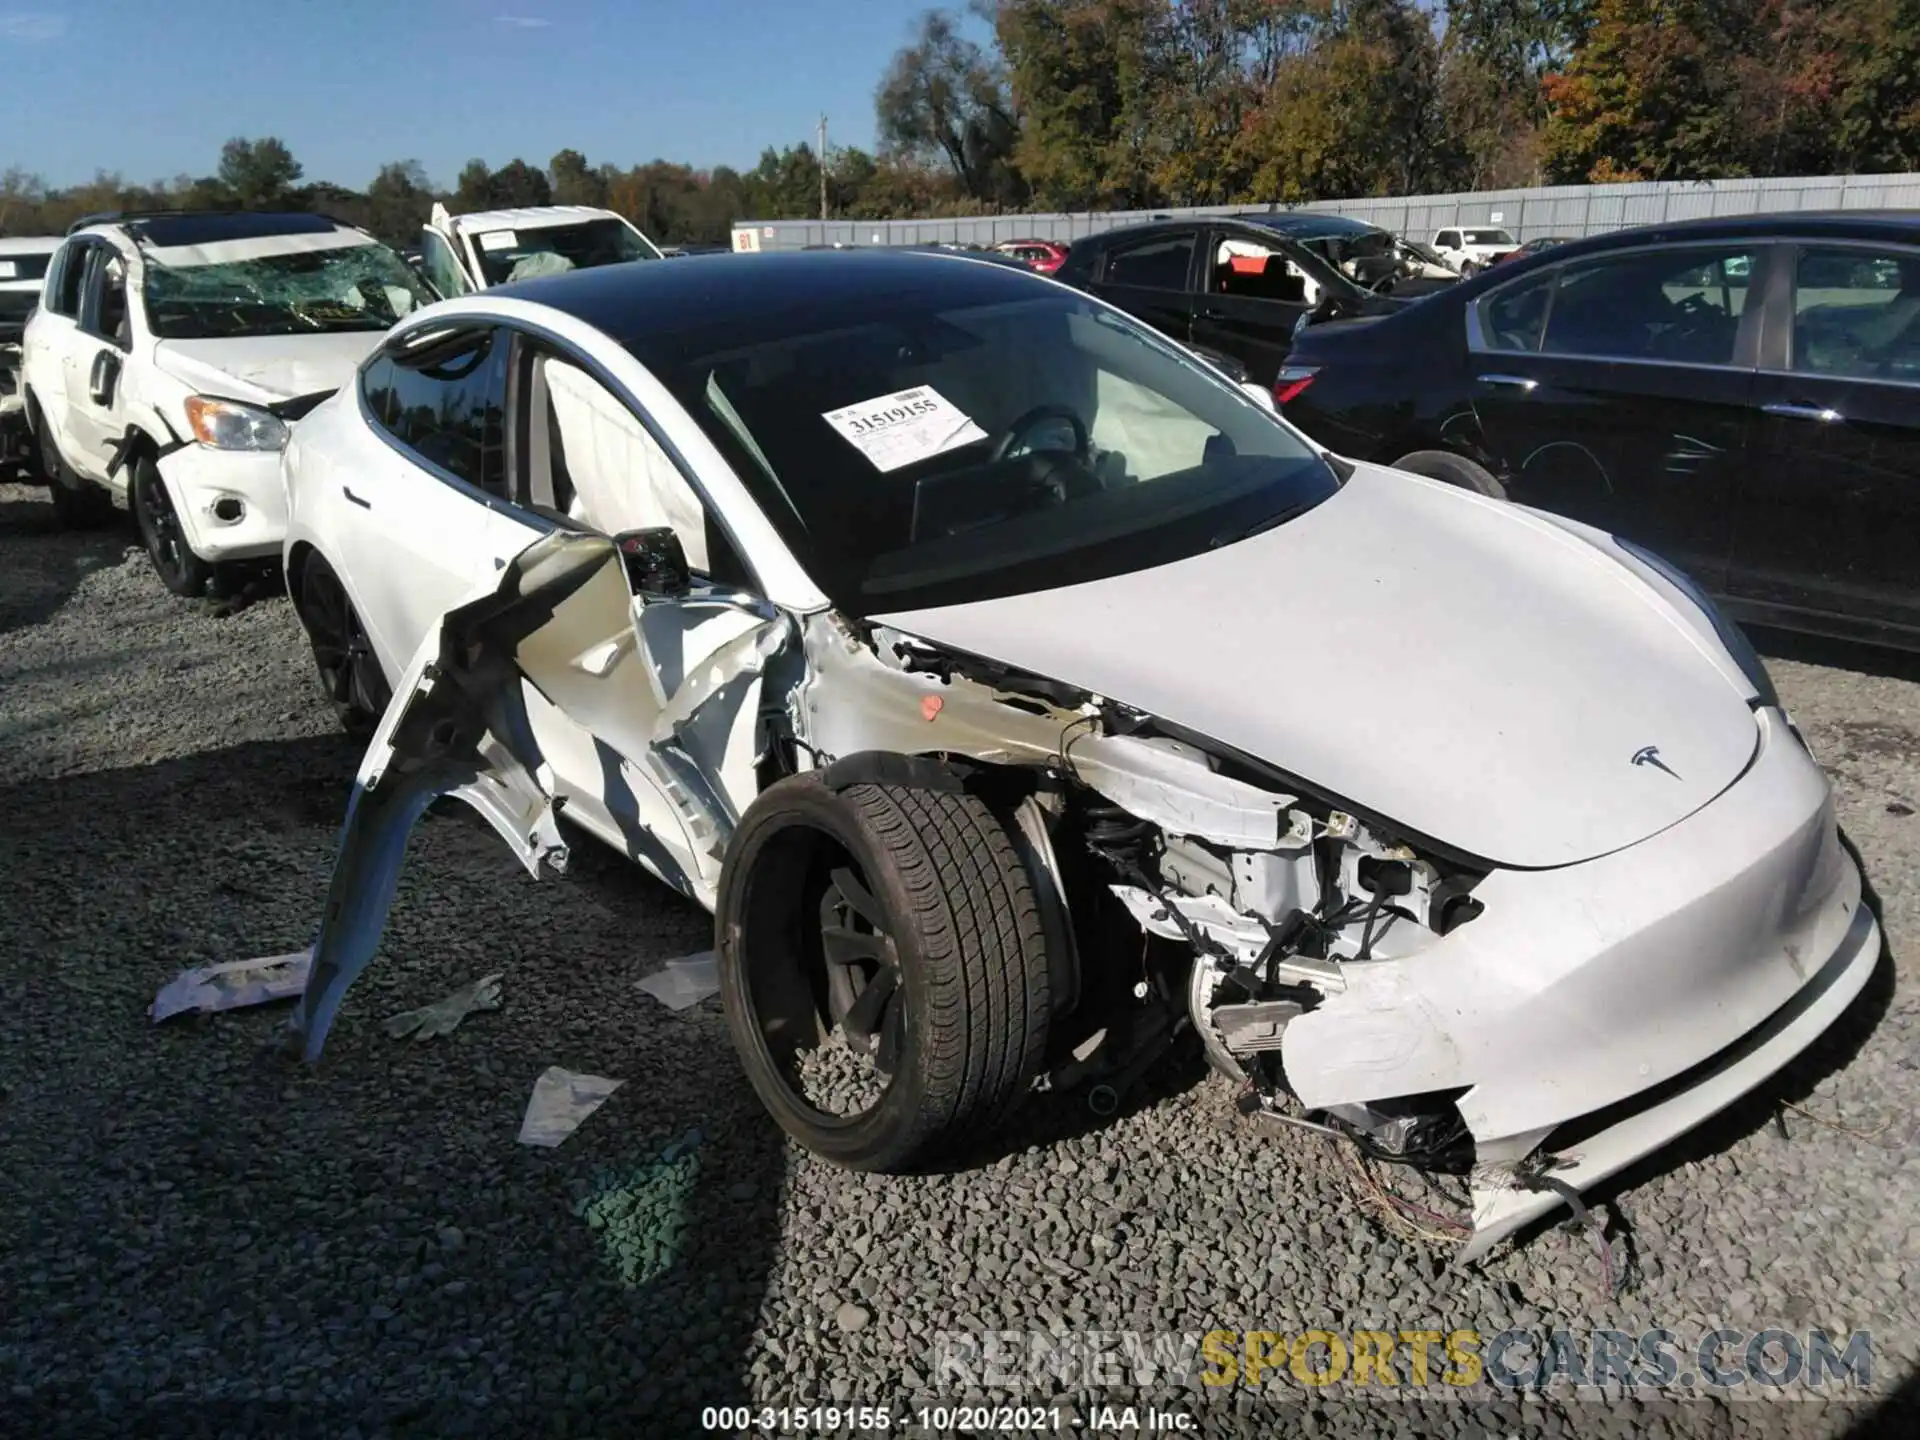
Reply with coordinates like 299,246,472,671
0,210,1896,1260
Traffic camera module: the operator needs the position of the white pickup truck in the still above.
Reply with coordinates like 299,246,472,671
1431,226,1518,277
415,203,663,295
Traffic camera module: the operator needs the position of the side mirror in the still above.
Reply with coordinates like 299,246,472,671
614,526,691,599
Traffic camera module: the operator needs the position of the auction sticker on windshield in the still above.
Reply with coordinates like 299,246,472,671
823,385,988,473
478,231,518,251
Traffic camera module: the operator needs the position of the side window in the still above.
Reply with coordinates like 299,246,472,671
84,253,131,348
1103,234,1194,292
44,240,89,318
380,328,509,496
1437,230,1460,249
419,231,472,298
1541,246,1758,365
361,353,399,426
521,348,749,585
1791,246,1920,383
1479,271,1555,352
1210,237,1311,305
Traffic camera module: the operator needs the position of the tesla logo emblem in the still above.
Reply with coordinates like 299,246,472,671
1632,745,1681,779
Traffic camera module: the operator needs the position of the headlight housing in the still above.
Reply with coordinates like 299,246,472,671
184,395,289,452
1614,535,1780,711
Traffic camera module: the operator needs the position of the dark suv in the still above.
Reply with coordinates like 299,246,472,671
1054,213,1410,384
1280,212,1920,650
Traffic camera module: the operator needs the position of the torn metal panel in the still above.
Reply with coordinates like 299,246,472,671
288,531,610,1061
794,615,1082,769
1066,733,1303,851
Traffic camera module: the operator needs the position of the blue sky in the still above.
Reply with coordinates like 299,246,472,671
0,0,935,190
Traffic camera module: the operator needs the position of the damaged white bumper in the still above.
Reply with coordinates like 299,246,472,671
156,445,287,563
1278,709,1878,1258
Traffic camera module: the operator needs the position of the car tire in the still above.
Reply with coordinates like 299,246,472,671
717,772,1054,1173
1459,260,1478,279
129,456,213,596
34,402,116,530
1392,448,1509,500
294,553,392,736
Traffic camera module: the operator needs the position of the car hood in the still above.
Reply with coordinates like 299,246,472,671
873,463,1761,869
152,333,381,406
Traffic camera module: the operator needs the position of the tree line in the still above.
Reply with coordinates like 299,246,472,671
3,1,1916,245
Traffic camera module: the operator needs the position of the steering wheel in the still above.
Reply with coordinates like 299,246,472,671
992,405,1090,464
990,405,1099,511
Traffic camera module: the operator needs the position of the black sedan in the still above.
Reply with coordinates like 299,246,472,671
1053,213,1410,385
1279,212,1920,650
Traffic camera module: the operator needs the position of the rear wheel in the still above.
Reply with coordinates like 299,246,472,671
1392,448,1508,500
296,553,391,736
717,773,1054,1172
130,456,212,596
35,403,116,530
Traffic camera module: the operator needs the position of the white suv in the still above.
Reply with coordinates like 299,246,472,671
415,202,663,296
1430,226,1517,277
19,211,434,594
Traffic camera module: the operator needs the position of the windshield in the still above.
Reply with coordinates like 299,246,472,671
1465,229,1515,246
472,218,661,286
142,239,433,340
628,286,1340,612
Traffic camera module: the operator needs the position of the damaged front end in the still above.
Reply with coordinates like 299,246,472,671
288,526,1879,1261
786,615,1879,1258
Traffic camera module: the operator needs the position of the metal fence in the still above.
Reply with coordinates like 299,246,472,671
730,172,1920,253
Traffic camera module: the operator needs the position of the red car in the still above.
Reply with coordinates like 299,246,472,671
992,239,1069,274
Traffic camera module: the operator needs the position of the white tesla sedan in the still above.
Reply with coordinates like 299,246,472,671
279,250,1879,1258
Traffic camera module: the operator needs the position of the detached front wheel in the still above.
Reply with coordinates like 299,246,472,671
717,773,1055,1172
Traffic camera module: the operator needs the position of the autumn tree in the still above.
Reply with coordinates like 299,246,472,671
549,148,608,207
217,136,303,209
876,8,1024,203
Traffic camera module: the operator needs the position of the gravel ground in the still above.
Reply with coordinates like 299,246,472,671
2,479,1916,1438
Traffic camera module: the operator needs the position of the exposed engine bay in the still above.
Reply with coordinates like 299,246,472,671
797,613,1491,1207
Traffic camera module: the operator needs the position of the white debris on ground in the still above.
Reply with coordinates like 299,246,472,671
634,950,719,1011
382,972,504,1041
149,951,311,1022
517,1066,625,1148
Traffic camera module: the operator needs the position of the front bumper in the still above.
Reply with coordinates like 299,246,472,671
156,446,288,563
1279,708,1881,1256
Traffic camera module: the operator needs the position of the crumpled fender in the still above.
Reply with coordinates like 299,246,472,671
288,530,624,1059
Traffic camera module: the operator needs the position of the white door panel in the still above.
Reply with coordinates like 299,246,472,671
341,447,496,679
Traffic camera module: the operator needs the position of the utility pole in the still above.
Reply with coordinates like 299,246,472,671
818,114,829,221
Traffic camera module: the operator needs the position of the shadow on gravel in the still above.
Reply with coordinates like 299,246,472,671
0,733,790,1435
0,492,132,638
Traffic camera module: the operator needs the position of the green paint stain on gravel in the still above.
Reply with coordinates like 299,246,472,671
575,1129,704,1288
